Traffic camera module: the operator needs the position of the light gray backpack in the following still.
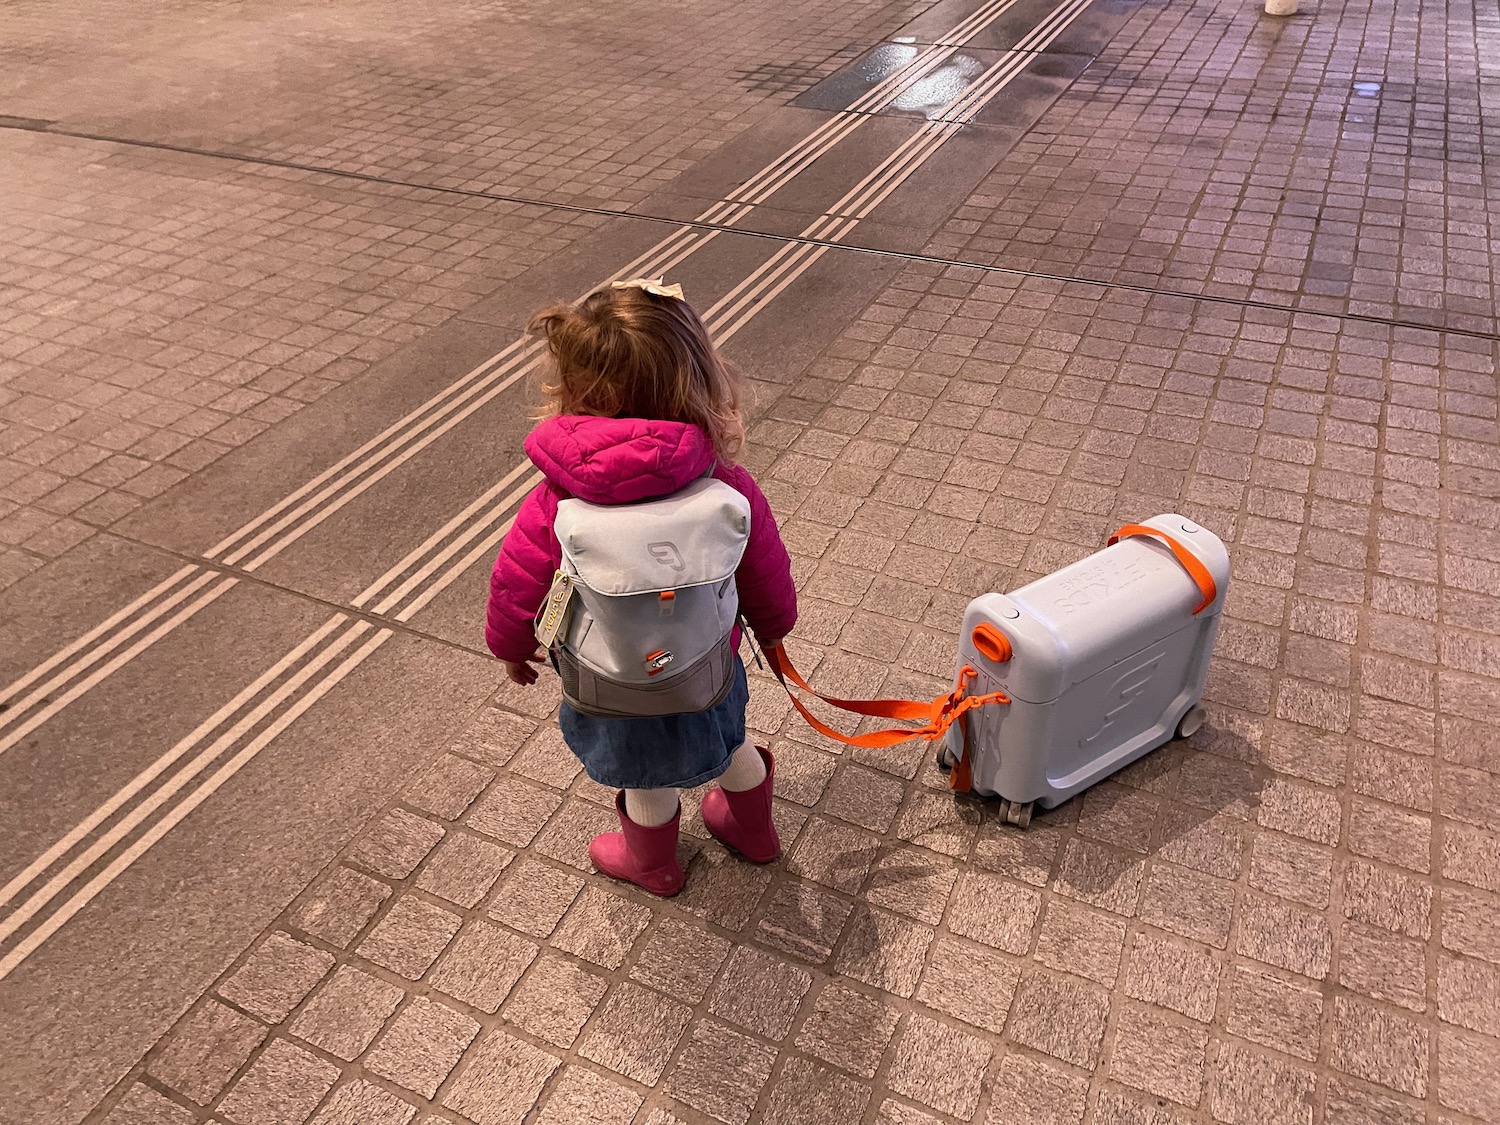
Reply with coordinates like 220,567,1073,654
535,477,751,718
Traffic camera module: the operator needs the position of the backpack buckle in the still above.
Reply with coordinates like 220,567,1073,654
645,650,674,676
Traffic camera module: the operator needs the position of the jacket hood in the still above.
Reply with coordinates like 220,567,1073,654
525,415,717,503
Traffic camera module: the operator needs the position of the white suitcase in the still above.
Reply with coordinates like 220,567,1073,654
939,515,1230,825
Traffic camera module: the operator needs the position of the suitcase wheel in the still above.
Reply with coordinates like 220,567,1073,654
936,746,956,773
999,799,1033,829
1175,704,1207,741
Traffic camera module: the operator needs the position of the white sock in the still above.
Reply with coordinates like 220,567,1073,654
624,787,680,827
717,739,767,793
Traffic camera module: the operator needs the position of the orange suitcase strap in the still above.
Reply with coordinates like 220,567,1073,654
761,643,1009,752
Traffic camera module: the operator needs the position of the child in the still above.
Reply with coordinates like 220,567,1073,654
484,278,797,897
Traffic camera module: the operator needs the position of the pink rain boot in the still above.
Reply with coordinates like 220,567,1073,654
701,745,781,863
589,792,685,897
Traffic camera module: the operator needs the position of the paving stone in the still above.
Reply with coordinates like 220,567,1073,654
1053,838,1144,916
218,1039,341,1125
1088,1089,1191,1125
404,754,496,820
1436,952,1500,1036
678,847,774,931
365,997,480,1098
795,981,902,1079
428,920,537,1013
1033,899,1128,987
822,763,906,831
350,810,446,879
579,982,693,1084
1439,885,1500,965
486,857,584,938
533,796,619,870
894,789,977,857
415,832,512,908
945,871,1040,954
148,999,269,1104
833,903,934,998
914,935,1019,1034
502,953,609,1047
886,1014,992,1121
358,896,462,980
288,966,404,1061
465,776,562,847
762,1056,872,1125
1323,1077,1423,1125
1343,861,1432,939
1007,969,1109,1069
972,822,1063,887
441,1032,559,1125
1331,995,1429,1098
1436,1027,1500,1120
1138,862,1236,948
755,880,853,963
309,1081,418,1125
785,815,882,894
1123,931,1221,1023
1209,1043,1317,1125
1107,1005,1208,1107
873,1101,947,1125
218,932,335,1023
1223,966,1323,1061
1338,921,1428,1012
1234,892,1332,979
534,1067,641,1125
863,846,959,925
550,885,651,969
667,1020,778,1125
288,866,392,949
708,945,812,1038
984,1052,1088,1125
1255,778,1342,845
1247,831,1335,909
629,918,732,1004
98,1085,198,1125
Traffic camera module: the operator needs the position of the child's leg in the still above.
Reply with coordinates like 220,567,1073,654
623,786,680,827
717,737,767,792
701,741,780,863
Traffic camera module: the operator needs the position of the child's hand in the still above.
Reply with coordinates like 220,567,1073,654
503,649,545,686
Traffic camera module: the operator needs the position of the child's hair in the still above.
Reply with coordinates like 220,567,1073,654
530,285,745,462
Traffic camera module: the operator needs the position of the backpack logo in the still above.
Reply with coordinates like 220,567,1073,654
649,542,685,571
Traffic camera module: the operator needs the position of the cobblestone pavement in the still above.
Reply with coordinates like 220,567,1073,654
0,129,605,591
922,0,1500,334
4,0,1499,1121
101,268,1500,1125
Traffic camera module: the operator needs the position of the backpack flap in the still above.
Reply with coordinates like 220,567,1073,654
555,478,751,594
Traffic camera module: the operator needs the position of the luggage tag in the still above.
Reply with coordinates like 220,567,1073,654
534,571,575,649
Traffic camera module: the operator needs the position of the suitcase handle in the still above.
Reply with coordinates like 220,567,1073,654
1107,524,1218,614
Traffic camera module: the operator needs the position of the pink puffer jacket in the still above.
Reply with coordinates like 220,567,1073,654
485,415,798,664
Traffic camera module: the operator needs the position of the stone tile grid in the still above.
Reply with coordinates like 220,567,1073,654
921,0,1500,337
0,128,605,584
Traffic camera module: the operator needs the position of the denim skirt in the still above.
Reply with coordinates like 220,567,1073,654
559,657,750,790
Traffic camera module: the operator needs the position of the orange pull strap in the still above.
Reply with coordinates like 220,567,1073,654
764,644,1009,750
1108,523,1217,614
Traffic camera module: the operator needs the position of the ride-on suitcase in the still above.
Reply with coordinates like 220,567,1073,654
938,515,1231,826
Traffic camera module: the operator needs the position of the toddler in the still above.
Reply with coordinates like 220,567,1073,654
484,279,797,897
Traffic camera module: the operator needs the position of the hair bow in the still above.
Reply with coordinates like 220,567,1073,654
611,276,685,300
